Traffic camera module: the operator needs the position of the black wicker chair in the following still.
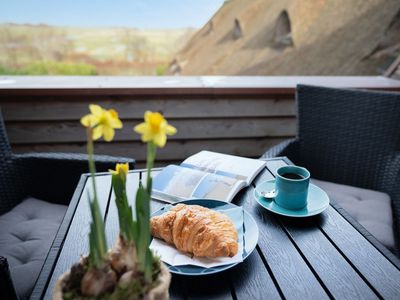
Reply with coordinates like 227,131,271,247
262,85,400,256
0,109,135,299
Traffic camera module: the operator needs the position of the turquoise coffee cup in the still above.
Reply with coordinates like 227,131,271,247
275,166,310,210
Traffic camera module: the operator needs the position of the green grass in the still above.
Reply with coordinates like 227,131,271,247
0,24,194,75
0,61,97,75
155,64,168,76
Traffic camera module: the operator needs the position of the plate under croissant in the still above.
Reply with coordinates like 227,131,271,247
151,199,259,276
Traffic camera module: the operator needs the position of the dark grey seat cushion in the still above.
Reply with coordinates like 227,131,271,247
0,198,67,300
312,179,395,250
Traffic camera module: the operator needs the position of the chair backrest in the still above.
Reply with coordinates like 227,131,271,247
296,85,400,190
0,109,11,159
0,109,24,214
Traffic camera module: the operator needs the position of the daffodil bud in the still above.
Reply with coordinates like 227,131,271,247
110,163,129,183
110,163,129,200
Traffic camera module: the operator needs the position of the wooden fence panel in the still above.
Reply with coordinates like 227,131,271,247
6,118,295,144
12,138,287,167
3,76,398,167
1,96,295,121
1,92,296,167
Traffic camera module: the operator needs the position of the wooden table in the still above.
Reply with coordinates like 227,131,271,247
32,157,400,299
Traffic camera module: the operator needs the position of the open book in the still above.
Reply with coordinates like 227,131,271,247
152,151,266,203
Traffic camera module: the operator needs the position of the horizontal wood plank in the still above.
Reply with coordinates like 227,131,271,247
11,138,287,162
1,97,295,121
6,118,295,144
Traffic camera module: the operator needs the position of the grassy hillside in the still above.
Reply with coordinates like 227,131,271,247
172,0,400,76
0,23,194,75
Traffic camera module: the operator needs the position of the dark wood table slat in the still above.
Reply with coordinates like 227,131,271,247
319,206,400,299
265,160,288,176
168,275,186,300
44,175,112,299
236,167,330,300
229,249,282,299
182,271,233,300
260,159,394,299
240,192,329,299
253,166,273,186
263,158,400,299
281,216,379,299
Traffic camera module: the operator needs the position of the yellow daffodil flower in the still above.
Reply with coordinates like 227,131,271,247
80,104,123,141
134,111,177,148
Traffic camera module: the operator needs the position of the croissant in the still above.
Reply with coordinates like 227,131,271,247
151,204,238,258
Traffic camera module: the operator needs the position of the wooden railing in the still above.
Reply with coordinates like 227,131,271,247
0,76,399,167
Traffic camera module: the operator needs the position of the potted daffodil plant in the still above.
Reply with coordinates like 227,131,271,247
53,105,176,300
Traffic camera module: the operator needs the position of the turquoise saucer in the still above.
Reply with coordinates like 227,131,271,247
254,179,330,217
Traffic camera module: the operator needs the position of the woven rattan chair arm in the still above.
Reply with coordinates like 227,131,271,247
260,138,300,162
13,152,135,167
0,256,19,300
12,152,135,205
382,156,400,254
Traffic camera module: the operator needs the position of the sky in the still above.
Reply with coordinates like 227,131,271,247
0,0,225,29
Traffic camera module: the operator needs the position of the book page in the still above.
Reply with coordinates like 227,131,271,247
182,151,266,185
152,165,205,199
152,165,245,202
191,173,244,202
